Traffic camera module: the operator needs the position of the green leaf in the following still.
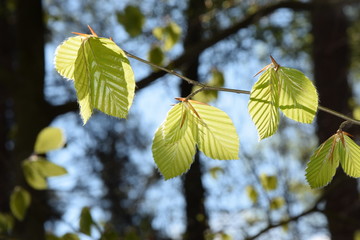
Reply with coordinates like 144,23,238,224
209,166,224,179
191,101,239,160
260,174,278,191
248,68,280,140
10,186,31,221
117,5,145,37
22,157,67,190
46,233,61,240
79,207,93,236
152,119,197,180
340,135,360,178
269,196,285,210
193,69,225,103
0,213,14,233
54,36,135,124
246,185,258,204
306,134,340,188
277,67,318,123
62,233,80,240
248,61,318,140
152,100,239,179
153,21,181,51
34,127,65,154
147,45,164,67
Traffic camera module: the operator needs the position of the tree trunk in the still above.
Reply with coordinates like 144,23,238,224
182,0,209,239
311,1,360,239
0,0,54,239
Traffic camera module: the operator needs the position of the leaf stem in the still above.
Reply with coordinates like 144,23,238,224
124,50,360,128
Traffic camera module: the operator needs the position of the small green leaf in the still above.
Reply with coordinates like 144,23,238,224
246,185,258,204
0,212,14,233
46,233,61,240
117,5,145,37
34,127,65,154
248,68,280,140
269,196,285,210
260,174,278,191
153,21,181,51
147,45,164,67
193,69,225,103
62,233,80,240
79,207,93,236
22,157,67,190
54,35,135,124
10,186,31,221
306,134,340,188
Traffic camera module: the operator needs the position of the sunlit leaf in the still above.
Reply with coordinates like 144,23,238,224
278,67,318,123
340,135,360,177
54,35,135,124
34,127,65,154
248,58,318,140
246,185,258,204
10,186,31,221
153,21,181,51
152,100,239,179
79,207,93,236
269,196,285,210
248,68,280,140
46,233,61,240
117,5,145,37
152,120,197,180
22,157,67,190
0,213,14,234
191,101,239,160
306,134,340,188
260,174,278,191
193,69,225,103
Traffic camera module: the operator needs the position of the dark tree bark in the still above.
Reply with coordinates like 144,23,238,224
312,1,360,239
181,1,209,239
0,0,54,239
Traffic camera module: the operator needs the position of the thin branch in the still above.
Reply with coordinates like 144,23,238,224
245,205,319,240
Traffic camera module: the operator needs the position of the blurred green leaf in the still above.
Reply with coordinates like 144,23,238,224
147,45,165,67
246,185,258,204
270,197,285,210
34,127,65,154
46,233,61,240
153,21,181,51
79,207,93,236
0,212,14,234
10,186,31,221
193,69,225,103
260,174,278,191
62,233,80,240
209,166,224,179
22,157,67,190
117,5,145,37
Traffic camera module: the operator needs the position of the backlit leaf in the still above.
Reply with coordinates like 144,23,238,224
246,185,258,204
22,157,67,190
34,127,65,154
117,5,145,37
340,135,360,177
152,100,239,179
10,186,31,221
148,45,164,67
209,167,224,179
270,196,285,210
0,213,14,234
278,67,318,123
54,35,135,124
248,68,280,140
62,233,80,240
306,134,340,188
